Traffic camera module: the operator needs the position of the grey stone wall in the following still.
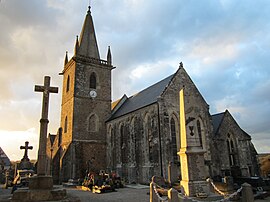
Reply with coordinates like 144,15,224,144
48,58,259,184
107,66,214,183
51,55,113,181
107,104,161,184
211,111,258,178
158,66,213,180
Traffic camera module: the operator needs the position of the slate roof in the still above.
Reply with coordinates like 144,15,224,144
110,74,174,120
0,147,11,166
211,112,225,135
212,111,251,139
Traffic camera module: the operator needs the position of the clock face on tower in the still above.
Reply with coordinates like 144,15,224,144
89,90,97,98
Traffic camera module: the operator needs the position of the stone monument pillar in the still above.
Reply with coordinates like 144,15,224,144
29,76,58,189
34,76,58,176
178,89,209,197
12,76,66,201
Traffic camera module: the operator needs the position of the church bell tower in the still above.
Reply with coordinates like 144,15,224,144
59,6,114,181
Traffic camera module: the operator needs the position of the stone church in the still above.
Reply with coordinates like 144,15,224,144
46,7,259,184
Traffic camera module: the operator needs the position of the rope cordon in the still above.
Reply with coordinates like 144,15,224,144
152,178,243,202
152,182,169,201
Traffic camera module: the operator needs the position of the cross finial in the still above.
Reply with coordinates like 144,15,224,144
87,0,92,14
20,141,33,161
179,62,183,68
88,0,91,14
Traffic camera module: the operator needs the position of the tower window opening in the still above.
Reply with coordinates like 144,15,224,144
66,75,70,92
90,73,97,89
64,116,68,133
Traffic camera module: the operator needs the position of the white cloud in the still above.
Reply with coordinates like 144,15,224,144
1,0,270,159
0,128,39,161
253,138,270,154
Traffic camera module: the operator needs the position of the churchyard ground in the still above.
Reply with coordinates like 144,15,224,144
1,184,270,202
0,184,149,202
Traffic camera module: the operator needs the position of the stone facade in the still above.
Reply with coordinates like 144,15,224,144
211,110,259,178
54,55,113,182
106,66,259,184
47,8,259,184
106,66,214,184
48,8,114,183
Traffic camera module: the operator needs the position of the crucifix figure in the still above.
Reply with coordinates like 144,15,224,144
20,141,33,161
35,76,58,176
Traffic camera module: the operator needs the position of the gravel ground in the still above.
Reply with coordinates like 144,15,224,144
1,184,270,202
0,186,12,202
67,186,149,202
0,184,149,202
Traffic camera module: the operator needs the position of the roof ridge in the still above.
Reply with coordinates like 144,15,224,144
109,74,174,120
212,111,226,116
131,74,174,98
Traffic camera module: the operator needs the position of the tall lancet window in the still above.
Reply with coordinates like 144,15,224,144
230,139,236,165
64,116,68,133
66,75,70,92
170,117,178,162
90,73,96,89
227,134,237,166
110,127,116,169
120,124,128,164
197,120,203,147
146,116,154,163
227,139,233,166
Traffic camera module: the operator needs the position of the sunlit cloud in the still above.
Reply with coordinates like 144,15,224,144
0,0,270,160
0,128,39,161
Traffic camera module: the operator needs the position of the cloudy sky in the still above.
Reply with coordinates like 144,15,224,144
0,0,269,161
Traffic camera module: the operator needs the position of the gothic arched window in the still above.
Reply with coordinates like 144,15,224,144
66,75,70,92
227,139,232,165
170,117,178,162
230,139,236,164
88,114,98,132
110,127,116,168
146,115,154,163
197,120,203,147
120,124,128,163
227,134,237,166
230,140,234,152
64,116,68,133
90,73,97,89
58,127,62,146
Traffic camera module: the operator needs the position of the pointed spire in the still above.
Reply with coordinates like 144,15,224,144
77,7,100,59
74,35,79,56
64,51,68,65
107,46,112,65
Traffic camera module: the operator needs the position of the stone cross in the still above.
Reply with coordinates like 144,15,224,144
20,141,33,161
35,76,58,176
